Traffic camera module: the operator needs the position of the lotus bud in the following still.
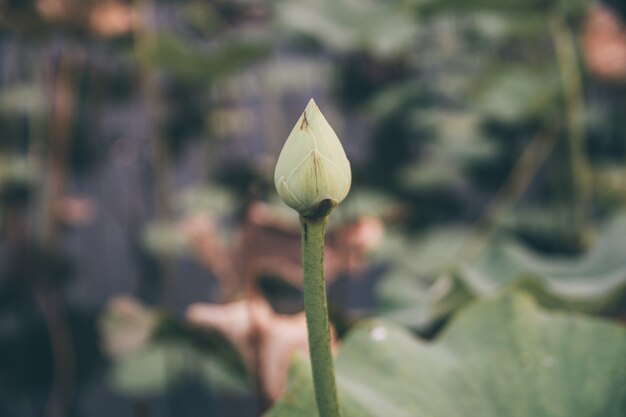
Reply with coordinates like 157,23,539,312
274,99,351,219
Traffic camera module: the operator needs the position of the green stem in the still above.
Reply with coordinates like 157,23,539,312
300,216,342,417
550,16,592,249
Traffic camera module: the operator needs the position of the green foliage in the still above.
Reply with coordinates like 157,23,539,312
267,291,626,417
0,83,48,116
139,34,271,84
377,215,626,333
111,340,248,396
476,67,562,125
277,0,418,58
142,183,236,257
103,304,249,397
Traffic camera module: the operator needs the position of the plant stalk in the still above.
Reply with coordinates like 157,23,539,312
550,16,592,249
300,215,342,417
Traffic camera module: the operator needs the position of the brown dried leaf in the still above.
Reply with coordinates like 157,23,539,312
186,297,338,401
238,202,384,287
181,202,384,294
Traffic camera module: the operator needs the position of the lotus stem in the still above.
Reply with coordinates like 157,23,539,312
300,215,342,417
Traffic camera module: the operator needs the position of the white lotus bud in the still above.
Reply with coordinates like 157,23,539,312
274,99,351,219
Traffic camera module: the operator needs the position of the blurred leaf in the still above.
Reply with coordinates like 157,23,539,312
476,67,562,124
376,267,472,333
467,12,549,41
176,184,236,217
374,227,474,333
499,205,593,253
419,112,496,161
100,296,160,360
364,79,424,124
278,0,418,58
460,214,626,313
397,158,464,190
111,339,248,396
427,0,588,18
0,83,47,115
592,165,626,207
143,220,188,257
367,88,498,194
267,291,626,416
334,188,403,220
139,33,271,84
377,215,626,332
182,1,223,34
0,154,38,187
103,297,249,397
260,59,332,95
142,185,237,259
374,226,472,275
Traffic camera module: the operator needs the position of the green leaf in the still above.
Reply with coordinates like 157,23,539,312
106,309,249,398
176,184,236,217
333,188,402,220
278,0,418,58
110,340,249,397
376,267,473,333
143,220,188,257
374,226,475,333
139,34,270,84
376,215,626,332
267,291,626,417
0,83,47,115
0,154,38,187
476,67,562,124
460,215,626,313
373,226,472,275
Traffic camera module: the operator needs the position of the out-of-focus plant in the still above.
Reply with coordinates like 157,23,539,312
275,0,626,255
100,296,249,396
0,0,275,414
375,213,626,334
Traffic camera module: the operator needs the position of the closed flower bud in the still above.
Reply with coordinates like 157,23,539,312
274,99,351,219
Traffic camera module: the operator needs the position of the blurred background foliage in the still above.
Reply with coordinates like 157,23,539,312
1,0,626,416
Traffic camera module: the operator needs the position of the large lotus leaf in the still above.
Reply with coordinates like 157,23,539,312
460,215,626,313
377,215,626,333
266,291,626,417
373,227,474,333
376,266,473,333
